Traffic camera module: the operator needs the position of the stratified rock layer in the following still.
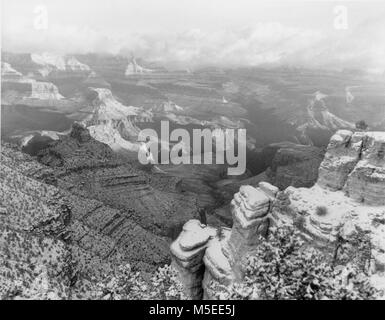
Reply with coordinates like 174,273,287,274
172,130,385,299
345,132,385,205
317,130,385,205
0,142,184,299
276,130,385,294
317,130,364,191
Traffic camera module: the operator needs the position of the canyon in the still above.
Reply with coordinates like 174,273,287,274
2,127,384,299
0,122,328,299
2,51,385,300
3,52,385,151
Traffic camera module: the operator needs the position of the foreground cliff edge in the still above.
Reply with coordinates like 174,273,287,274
171,130,385,299
1,129,384,299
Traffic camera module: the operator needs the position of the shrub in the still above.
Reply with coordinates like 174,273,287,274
316,206,328,216
293,215,306,231
216,227,226,241
355,120,368,131
211,226,378,300
93,264,185,300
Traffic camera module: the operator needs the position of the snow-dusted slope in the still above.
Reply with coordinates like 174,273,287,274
303,91,354,130
66,56,91,72
1,62,23,79
20,130,63,147
1,62,65,101
172,130,385,299
274,130,385,294
31,53,90,76
84,87,140,122
80,88,145,153
31,53,66,70
86,124,140,153
125,57,154,76
161,101,184,113
297,91,354,144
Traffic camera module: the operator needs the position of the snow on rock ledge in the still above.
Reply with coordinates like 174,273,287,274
171,182,275,299
317,130,363,190
31,53,91,76
1,62,22,78
277,130,385,294
317,130,385,205
172,131,385,298
170,220,217,299
345,132,385,205
224,185,271,266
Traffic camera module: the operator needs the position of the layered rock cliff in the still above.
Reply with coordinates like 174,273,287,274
30,81,65,100
125,56,155,76
296,91,355,146
31,53,91,77
171,130,385,299
1,61,64,100
79,88,152,155
1,62,22,79
36,123,203,239
0,143,172,298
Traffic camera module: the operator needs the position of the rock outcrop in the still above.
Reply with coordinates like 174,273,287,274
78,88,151,154
277,130,385,294
1,62,22,79
30,81,64,100
317,130,385,205
212,142,324,225
170,220,218,299
31,53,91,77
171,182,275,299
125,56,154,76
263,142,325,189
36,124,203,239
1,61,65,102
172,130,385,299
344,132,385,205
297,91,355,146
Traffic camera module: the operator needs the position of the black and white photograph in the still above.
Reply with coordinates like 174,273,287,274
0,0,385,304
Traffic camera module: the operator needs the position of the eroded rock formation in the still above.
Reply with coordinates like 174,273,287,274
171,182,276,299
172,130,385,299
36,124,203,240
277,130,385,294
316,130,385,205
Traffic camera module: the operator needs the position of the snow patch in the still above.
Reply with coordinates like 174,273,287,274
31,53,91,76
1,62,22,78
125,57,154,76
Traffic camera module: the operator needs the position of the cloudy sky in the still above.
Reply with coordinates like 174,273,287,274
1,0,385,71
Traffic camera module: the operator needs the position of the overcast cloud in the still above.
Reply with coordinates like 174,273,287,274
1,0,385,72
